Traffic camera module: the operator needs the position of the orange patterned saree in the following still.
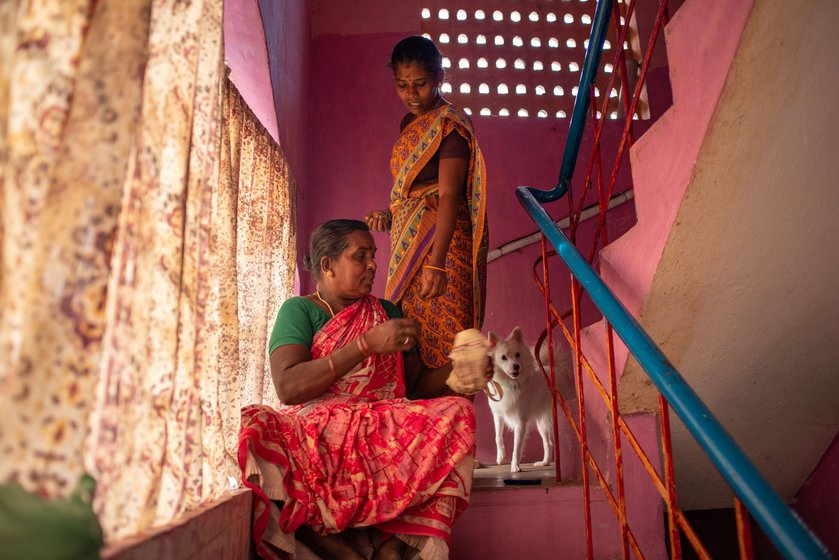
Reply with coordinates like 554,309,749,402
239,295,475,559
385,105,488,368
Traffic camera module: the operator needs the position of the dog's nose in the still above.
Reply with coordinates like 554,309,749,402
513,364,520,372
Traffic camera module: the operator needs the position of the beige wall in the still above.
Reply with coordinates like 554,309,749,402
621,0,839,509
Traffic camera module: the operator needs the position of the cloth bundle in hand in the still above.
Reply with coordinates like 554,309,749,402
446,328,492,395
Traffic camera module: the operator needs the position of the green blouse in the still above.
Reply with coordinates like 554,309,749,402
269,296,402,354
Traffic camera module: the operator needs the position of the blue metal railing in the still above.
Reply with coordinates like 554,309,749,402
514,1,831,558
540,0,615,205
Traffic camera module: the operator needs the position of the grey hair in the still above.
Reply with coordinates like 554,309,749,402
303,219,370,281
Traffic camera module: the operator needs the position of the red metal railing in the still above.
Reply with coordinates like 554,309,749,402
529,1,754,558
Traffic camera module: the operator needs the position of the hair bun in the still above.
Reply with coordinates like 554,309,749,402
302,254,313,270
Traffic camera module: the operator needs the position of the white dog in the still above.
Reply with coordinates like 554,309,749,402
487,327,575,473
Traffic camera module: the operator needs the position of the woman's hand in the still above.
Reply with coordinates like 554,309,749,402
420,266,448,299
365,318,418,353
363,209,392,232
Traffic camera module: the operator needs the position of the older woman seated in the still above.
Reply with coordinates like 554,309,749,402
239,219,476,560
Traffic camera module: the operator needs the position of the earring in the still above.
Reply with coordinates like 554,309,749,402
327,270,335,278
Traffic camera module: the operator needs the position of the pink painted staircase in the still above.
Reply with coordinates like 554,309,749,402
589,0,754,389
451,0,756,557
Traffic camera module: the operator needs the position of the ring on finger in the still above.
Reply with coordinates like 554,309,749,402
404,336,410,345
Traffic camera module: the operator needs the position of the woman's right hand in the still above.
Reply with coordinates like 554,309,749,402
365,318,418,354
364,209,391,232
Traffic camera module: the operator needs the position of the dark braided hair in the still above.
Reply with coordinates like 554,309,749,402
303,219,370,281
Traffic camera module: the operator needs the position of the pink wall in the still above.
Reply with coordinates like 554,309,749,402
794,431,839,554
223,0,280,141
258,0,310,187
223,0,672,348
304,31,649,342
302,0,420,288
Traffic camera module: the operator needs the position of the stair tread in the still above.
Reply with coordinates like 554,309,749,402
472,464,581,490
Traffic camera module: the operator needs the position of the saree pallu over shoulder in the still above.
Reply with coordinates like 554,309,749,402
386,105,488,328
310,295,405,400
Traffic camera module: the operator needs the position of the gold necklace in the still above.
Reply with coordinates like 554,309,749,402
315,290,336,317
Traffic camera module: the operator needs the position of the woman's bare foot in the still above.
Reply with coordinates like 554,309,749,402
372,534,406,560
297,526,366,560
347,527,375,558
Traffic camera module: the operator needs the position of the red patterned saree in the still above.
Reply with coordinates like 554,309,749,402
239,295,475,559
385,105,488,368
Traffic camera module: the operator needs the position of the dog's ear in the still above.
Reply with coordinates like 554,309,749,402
510,326,524,342
487,331,497,345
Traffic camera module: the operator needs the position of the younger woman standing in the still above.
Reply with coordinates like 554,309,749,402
365,35,488,370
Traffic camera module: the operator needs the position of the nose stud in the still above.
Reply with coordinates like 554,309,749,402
367,263,375,270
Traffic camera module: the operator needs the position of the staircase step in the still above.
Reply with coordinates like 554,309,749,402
457,416,668,559
473,464,579,491
454,469,617,560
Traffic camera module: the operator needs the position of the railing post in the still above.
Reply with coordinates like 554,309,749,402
736,498,755,560
570,274,594,560
540,235,563,483
659,396,683,560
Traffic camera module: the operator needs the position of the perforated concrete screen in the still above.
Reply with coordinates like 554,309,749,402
420,1,648,119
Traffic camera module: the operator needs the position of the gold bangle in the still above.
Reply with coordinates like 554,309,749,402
423,264,447,273
356,334,371,357
327,354,337,378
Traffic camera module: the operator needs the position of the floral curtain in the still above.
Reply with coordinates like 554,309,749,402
217,76,295,416
0,0,153,495
0,0,296,540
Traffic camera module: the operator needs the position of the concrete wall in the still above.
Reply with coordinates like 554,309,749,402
614,0,839,527
101,489,252,560
258,0,310,184
795,433,839,554
224,0,280,142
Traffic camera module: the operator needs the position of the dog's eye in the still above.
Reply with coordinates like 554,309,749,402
501,355,507,361
515,352,520,358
